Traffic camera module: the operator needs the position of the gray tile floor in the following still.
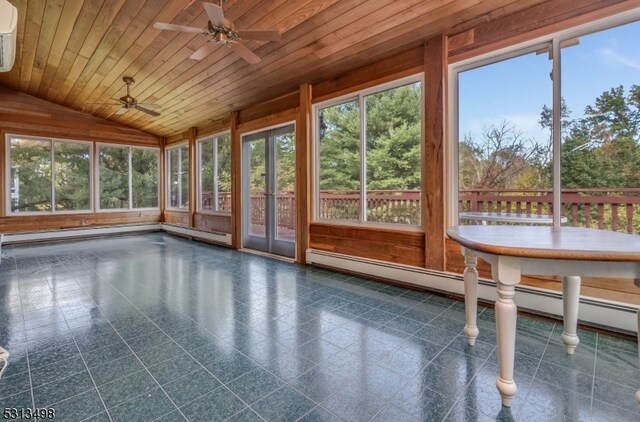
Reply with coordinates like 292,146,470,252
0,233,638,421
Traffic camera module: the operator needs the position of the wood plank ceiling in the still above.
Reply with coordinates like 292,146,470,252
0,0,549,137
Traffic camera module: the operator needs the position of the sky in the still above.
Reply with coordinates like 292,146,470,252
458,18,640,145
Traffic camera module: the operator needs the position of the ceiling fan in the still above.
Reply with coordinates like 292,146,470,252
85,77,161,117
153,1,280,64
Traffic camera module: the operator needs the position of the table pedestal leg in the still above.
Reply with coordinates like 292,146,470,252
561,276,581,354
463,249,479,346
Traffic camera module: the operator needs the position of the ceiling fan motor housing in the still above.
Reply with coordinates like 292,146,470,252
207,20,238,45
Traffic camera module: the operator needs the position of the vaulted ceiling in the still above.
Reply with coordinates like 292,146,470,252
0,0,548,137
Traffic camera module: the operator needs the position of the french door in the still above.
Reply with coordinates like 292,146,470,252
242,124,295,258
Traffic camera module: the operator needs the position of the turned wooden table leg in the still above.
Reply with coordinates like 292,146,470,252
493,256,520,407
561,276,581,354
463,248,480,346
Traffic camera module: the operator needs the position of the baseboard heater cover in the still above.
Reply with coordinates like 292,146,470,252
306,249,639,334
160,223,232,246
0,223,161,246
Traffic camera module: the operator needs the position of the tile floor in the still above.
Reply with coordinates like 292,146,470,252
0,233,638,421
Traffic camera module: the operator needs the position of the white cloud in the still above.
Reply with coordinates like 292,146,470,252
599,47,640,70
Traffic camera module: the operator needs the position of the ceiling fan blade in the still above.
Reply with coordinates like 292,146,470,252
236,30,281,42
203,2,224,27
190,42,218,60
135,105,161,117
115,107,128,115
153,22,203,33
137,103,161,109
230,42,261,64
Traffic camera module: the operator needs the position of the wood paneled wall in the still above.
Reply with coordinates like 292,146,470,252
0,211,161,233
0,87,161,232
0,87,159,146
309,223,426,267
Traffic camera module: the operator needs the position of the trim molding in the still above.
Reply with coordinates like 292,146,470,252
306,249,639,334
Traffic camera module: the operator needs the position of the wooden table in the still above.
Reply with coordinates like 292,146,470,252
446,225,640,407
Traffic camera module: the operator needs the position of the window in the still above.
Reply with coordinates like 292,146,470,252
456,47,552,222
197,133,232,213
7,135,91,213
316,77,423,225
132,149,160,208
98,145,159,210
451,14,640,235
166,144,190,210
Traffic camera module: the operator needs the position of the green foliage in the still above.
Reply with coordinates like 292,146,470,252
10,138,52,212
132,149,159,208
10,138,91,213
99,146,129,209
318,83,422,192
54,141,91,211
318,100,360,191
561,85,640,189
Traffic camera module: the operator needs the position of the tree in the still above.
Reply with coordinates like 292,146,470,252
459,122,546,189
561,85,640,189
318,83,422,192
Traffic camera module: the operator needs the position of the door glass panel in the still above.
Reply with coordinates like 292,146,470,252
249,137,267,238
275,129,296,242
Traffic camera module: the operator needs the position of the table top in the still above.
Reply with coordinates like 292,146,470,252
458,212,567,224
447,226,640,261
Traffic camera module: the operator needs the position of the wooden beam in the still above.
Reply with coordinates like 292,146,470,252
295,84,312,263
0,130,5,218
160,137,166,222
236,108,299,134
423,35,447,271
230,111,241,249
188,127,197,228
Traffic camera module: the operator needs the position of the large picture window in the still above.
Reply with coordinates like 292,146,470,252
7,135,91,213
197,133,232,213
316,77,423,225
166,144,190,210
451,15,640,235
98,145,159,210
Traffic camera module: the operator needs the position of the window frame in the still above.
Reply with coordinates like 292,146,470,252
447,8,640,227
312,73,424,227
196,131,232,215
5,133,93,216
96,143,160,212
165,142,190,211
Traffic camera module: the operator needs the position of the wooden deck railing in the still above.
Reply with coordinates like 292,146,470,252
202,188,640,234
459,188,640,234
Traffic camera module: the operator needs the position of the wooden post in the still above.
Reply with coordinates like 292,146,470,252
231,111,241,249
0,131,6,218
296,84,312,264
188,127,197,228
423,35,447,271
159,137,166,223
